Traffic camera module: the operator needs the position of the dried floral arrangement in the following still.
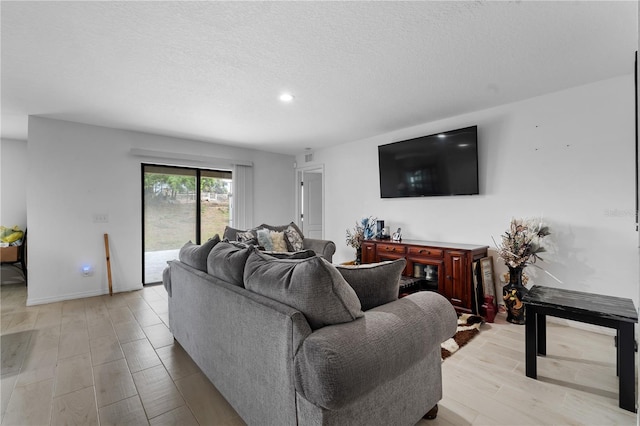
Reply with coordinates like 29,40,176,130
346,216,377,249
494,217,551,269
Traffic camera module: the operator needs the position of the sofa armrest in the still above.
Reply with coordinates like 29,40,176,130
294,291,457,410
303,238,336,263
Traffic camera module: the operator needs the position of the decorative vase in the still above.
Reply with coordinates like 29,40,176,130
355,247,362,265
502,266,528,324
481,295,496,323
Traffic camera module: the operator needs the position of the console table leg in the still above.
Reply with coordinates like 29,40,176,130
536,313,546,356
525,308,537,379
618,322,636,412
616,329,620,377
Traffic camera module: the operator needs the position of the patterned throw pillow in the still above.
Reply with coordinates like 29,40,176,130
285,225,304,251
256,228,273,251
270,231,288,252
237,230,257,245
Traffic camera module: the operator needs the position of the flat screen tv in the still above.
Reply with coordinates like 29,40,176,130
378,125,479,198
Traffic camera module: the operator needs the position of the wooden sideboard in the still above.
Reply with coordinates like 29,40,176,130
361,239,489,313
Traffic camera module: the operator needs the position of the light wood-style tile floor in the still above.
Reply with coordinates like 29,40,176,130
1,283,243,426
421,313,638,426
1,280,637,425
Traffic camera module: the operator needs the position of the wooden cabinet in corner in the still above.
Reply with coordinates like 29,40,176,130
361,241,377,265
360,239,488,314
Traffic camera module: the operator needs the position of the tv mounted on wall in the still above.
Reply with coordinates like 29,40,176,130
378,125,479,198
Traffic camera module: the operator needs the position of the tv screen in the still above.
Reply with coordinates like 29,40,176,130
378,126,479,198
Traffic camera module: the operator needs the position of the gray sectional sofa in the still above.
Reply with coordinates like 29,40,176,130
222,222,336,262
165,239,457,426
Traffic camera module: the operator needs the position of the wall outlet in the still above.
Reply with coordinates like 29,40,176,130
92,213,109,223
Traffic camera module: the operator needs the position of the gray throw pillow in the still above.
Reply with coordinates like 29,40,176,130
261,250,316,260
222,225,242,241
256,228,273,251
335,258,406,310
244,248,363,329
207,241,253,287
178,235,221,272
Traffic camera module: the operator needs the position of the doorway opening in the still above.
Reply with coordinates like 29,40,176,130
296,166,324,239
142,164,232,284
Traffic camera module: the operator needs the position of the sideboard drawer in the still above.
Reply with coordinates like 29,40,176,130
407,246,443,258
377,244,406,255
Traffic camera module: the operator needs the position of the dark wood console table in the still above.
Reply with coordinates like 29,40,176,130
361,239,488,313
522,285,638,412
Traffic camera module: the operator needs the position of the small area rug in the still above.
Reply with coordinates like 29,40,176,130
441,314,483,360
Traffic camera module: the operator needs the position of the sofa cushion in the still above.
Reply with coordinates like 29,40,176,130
335,259,405,310
244,248,363,330
222,225,242,241
178,235,221,271
207,241,253,287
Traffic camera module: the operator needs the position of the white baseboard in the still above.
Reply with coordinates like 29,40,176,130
26,285,143,306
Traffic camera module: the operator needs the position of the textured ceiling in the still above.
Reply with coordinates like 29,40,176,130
1,1,637,155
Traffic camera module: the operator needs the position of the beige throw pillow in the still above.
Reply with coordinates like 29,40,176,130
270,231,288,252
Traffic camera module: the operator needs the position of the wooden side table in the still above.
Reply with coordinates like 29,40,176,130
523,285,638,412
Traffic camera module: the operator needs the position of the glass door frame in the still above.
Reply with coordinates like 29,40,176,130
141,163,231,285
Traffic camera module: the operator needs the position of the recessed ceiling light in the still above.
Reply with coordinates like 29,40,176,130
279,93,294,102
437,134,446,138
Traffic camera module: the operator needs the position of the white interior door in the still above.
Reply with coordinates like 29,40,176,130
297,167,324,239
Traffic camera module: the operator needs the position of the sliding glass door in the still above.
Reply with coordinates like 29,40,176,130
200,169,233,241
142,164,232,284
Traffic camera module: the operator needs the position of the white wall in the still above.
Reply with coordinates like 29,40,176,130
1,138,28,229
301,75,638,305
27,117,295,305
637,8,640,316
